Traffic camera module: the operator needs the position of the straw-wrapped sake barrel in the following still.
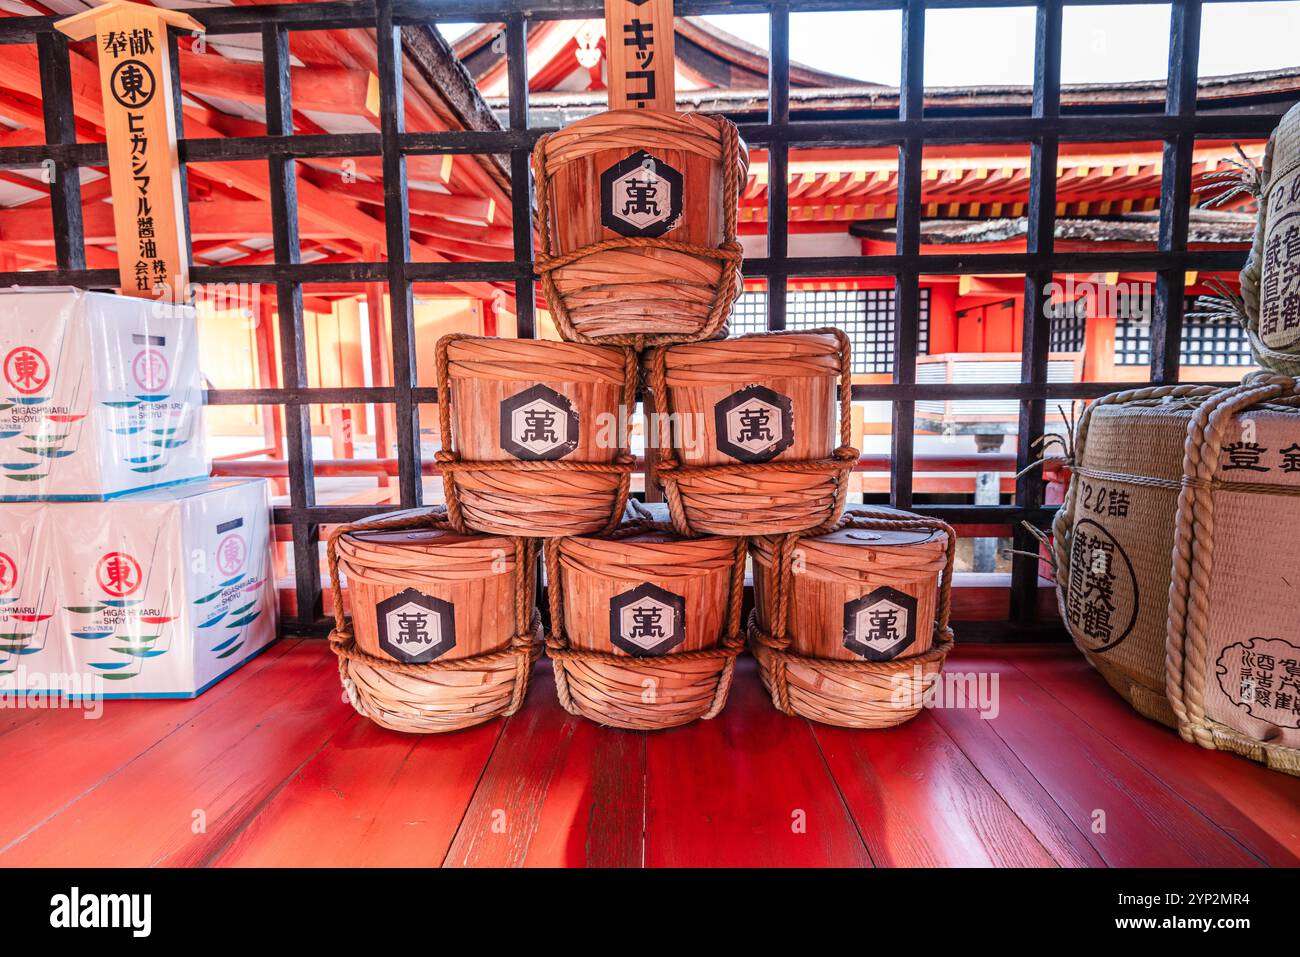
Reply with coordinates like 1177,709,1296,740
327,507,541,733
544,518,746,730
645,329,858,536
1053,376,1300,775
1241,100,1300,376
749,507,955,728
435,334,637,537
532,109,748,347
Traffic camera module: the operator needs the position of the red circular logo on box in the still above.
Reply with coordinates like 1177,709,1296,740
132,348,170,392
216,533,247,577
97,551,142,598
3,346,50,396
0,551,16,594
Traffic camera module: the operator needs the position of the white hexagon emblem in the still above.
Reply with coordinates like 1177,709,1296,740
609,582,686,657
600,150,683,238
376,588,455,663
499,383,579,461
843,585,917,661
714,384,795,463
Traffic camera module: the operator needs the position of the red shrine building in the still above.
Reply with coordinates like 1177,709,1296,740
0,8,1290,506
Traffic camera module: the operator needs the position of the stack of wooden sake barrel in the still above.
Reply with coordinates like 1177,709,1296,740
326,102,956,734
1049,102,1300,776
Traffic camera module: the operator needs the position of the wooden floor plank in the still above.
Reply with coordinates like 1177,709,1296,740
444,664,645,868
1013,651,1300,867
0,640,348,867
3,640,1294,869
210,712,505,867
940,652,1261,867
0,639,295,856
644,660,873,868
811,713,1061,867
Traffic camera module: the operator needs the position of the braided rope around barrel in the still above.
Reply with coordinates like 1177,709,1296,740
543,519,748,729
434,332,638,537
645,327,859,538
748,507,956,728
1165,371,1300,774
531,112,746,350
326,507,542,733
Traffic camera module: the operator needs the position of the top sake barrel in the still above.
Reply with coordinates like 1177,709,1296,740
1243,101,1300,376
532,109,749,347
1053,378,1300,775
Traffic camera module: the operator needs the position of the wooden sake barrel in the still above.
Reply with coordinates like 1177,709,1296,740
545,519,746,730
435,334,637,537
532,109,748,347
646,329,858,536
1241,100,1300,376
749,507,955,728
1053,376,1300,775
327,507,541,734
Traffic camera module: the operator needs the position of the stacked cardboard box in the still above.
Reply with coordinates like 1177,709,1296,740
0,289,276,700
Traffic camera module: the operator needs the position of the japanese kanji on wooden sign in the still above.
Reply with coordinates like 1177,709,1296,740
604,0,676,111
56,0,202,301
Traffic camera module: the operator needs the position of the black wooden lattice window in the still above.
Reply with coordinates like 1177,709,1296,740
734,287,930,373
1115,294,1254,366
0,0,1284,638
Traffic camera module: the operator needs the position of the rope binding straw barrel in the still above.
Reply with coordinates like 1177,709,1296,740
1051,371,1300,774
434,332,639,537
645,327,860,538
531,110,747,350
326,506,542,733
748,507,956,727
543,514,748,729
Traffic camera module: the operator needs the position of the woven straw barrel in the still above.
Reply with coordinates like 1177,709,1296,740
327,507,541,734
646,329,858,536
1053,377,1300,775
749,507,955,728
1241,101,1300,376
436,335,637,537
545,519,746,730
532,109,748,346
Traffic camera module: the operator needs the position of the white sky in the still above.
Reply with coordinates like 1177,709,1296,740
438,1,1300,87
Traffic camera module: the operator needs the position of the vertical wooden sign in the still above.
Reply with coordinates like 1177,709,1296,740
604,0,676,111
57,1,202,301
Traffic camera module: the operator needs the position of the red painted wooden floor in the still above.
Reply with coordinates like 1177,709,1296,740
1,639,1296,868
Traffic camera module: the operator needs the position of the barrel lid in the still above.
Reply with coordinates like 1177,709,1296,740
815,527,944,548
347,527,491,549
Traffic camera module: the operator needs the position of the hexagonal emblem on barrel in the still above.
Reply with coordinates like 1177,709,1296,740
499,383,580,461
376,587,456,663
714,384,795,463
843,585,916,661
600,149,683,238
609,582,686,657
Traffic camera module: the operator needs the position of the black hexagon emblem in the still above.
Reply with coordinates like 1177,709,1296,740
843,585,917,661
499,383,580,461
375,587,456,663
714,384,795,463
608,582,686,657
600,149,683,238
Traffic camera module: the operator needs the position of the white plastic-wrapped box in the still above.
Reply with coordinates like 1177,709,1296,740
0,502,61,697
0,287,207,500
51,479,277,699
